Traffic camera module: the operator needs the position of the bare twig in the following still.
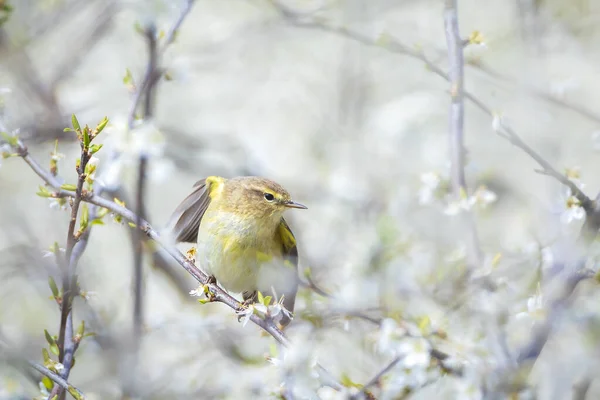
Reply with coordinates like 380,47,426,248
127,0,195,129
28,361,85,400
351,356,403,399
487,267,593,395
443,0,482,271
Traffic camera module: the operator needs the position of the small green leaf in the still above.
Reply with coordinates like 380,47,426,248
83,129,90,148
44,329,54,346
67,386,84,400
89,143,103,154
42,375,54,390
91,219,104,226
257,291,264,304
61,184,77,191
198,298,210,304
42,348,51,363
263,296,272,306
36,185,52,198
0,131,18,146
95,117,109,135
77,320,85,337
44,330,60,356
123,68,133,85
71,114,81,132
80,203,89,230
48,277,59,298
63,127,74,132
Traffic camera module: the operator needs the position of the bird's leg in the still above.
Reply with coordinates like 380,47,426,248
206,275,217,285
236,291,258,322
242,290,257,307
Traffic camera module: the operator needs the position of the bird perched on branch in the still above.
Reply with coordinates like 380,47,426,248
167,176,306,327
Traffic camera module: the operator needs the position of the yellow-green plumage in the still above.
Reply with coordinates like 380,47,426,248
167,176,305,327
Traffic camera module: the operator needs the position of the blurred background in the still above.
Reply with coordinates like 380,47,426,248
2,0,600,399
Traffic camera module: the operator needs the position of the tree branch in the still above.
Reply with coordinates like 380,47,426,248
443,0,482,271
28,361,85,400
276,6,598,241
12,140,290,346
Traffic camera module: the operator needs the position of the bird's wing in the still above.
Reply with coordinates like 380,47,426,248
166,178,212,243
277,217,299,326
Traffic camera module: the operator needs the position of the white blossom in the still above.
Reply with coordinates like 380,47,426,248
515,285,545,323
398,338,431,368
49,198,68,211
418,172,441,205
560,192,585,225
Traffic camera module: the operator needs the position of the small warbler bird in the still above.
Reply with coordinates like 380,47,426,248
167,176,306,327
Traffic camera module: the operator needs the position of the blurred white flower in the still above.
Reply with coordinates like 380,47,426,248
49,198,68,211
398,338,431,368
42,247,65,258
444,196,477,215
317,387,348,400
50,151,65,162
455,380,483,400
237,304,254,327
376,318,406,355
86,156,99,181
491,112,504,132
560,192,585,224
37,381,49,397
54,363,65,372
516,285,545,323
418,172,441,205
131,121,166,158
473,186,497,208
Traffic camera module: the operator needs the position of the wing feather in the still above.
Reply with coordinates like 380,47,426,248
277,217,299,326
166,178,212,243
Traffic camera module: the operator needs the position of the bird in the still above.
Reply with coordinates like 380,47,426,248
166,176,307,327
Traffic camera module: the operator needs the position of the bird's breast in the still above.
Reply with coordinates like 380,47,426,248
196,210,283,293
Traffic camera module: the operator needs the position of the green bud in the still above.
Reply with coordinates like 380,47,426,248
60,184,77,191
48,276,59,298
36,185,52,198
71,114,81,132
95,117,109,135
89,143,103,154
77,320,85,337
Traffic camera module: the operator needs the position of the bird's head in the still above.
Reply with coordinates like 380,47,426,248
219,176,307,221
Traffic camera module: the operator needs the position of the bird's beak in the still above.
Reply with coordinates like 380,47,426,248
284,200,307,209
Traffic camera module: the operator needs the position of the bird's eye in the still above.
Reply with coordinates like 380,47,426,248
264,193,275,201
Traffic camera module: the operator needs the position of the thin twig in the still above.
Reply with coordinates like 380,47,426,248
127,0,195,129
350,356,403,399
28,361,85,400
443,0,483,271
55,138,91,400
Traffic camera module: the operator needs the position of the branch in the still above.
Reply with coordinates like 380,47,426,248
443,0,482,271
13,140,290,346
127,0,195,129
488,267,593,394
276,6,599,241
350,356,403,400
28,361,85,400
